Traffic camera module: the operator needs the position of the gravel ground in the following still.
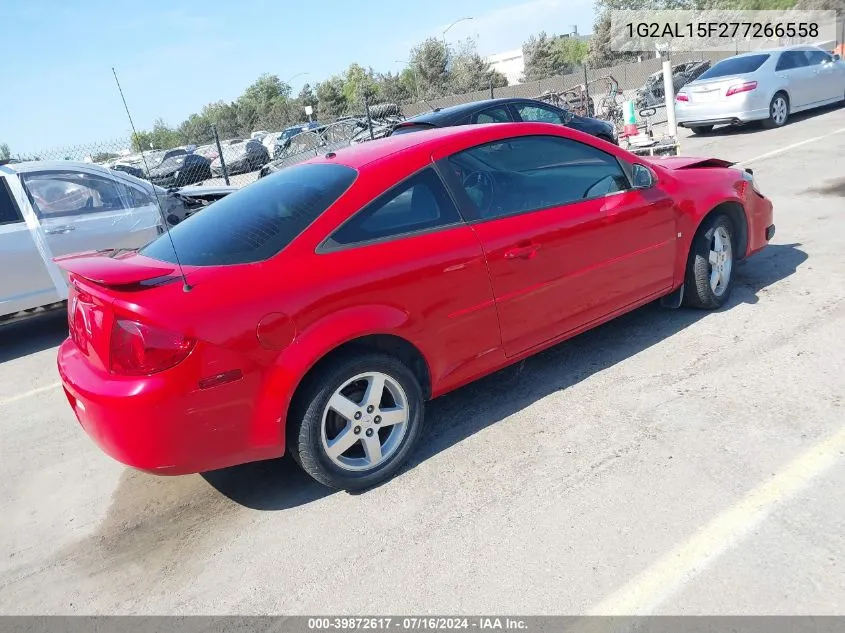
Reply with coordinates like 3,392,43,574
1,104,844,615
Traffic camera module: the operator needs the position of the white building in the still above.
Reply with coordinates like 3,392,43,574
484,49,525,86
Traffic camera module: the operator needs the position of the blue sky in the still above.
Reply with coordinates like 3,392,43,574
1,0,595,155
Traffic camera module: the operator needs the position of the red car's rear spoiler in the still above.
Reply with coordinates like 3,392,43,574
54,251,179,287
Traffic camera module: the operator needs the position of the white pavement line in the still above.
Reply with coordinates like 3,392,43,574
587,425,845,616
736,126,845,166
0,382,62,407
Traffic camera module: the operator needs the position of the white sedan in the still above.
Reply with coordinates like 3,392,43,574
0,160,166,324
675,45,845,133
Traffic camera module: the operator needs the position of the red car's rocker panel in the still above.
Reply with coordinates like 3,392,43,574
56,122,774,488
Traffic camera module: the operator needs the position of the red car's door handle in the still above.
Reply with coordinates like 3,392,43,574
504,243,541,260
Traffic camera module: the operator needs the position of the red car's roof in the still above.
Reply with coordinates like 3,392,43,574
310,122,575,170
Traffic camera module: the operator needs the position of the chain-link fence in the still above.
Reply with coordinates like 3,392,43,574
3,43,823,190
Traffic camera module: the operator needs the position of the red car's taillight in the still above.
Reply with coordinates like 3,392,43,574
725,81,757,97
109,318,195,375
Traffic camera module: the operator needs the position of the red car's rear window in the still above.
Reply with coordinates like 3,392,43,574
141,163,357,266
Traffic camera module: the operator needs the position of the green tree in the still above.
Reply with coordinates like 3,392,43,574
201,101,240,139
523,32,590,81
552,36,589,69
177,113,214,145
588,0,699,69
130,131,154,152
375,71,414,104
700,0,798,7
343,63,380,105
792,0,841,8
298,83,319,117
522,32,559,81
148,118,182,150
587,12,642,68
316,77,349,118
237,73,295,133
409,37,450,99
240,73,291,107
0,143,10,160
448,38,509,93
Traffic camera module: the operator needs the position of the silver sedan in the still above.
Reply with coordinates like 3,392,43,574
675,45,845,133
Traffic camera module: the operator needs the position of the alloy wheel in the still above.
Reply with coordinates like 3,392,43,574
708,225,733,297
320,372,410,472
772,97,788,126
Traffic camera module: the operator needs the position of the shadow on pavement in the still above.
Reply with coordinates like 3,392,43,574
201,455,331,510
0,310,68,363
398,243,807,478
204,243,806,506
697,102,843,137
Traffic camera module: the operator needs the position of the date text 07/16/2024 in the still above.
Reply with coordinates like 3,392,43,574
306,617,528,631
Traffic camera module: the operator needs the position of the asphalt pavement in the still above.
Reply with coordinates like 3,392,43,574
1,105,844,615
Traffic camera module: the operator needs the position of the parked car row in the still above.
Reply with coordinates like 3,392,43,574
257,98,619,180
102,137,274,186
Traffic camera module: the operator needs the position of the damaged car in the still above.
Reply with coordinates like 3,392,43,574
635,60,711,109
211,139,270,176
147,153,212,188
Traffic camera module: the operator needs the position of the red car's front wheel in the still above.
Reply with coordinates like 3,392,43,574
287,352,425,490
683,213,736,310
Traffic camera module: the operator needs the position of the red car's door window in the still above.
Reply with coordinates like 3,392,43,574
443,134,659,356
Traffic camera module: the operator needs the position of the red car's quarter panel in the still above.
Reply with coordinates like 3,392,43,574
253,224,502,425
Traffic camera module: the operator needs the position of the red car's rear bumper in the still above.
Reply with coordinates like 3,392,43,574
57,338,283,474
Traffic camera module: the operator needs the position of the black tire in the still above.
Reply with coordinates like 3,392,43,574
762,92,789,129
287,351,425,491
690,125,713,135
682,213,736,310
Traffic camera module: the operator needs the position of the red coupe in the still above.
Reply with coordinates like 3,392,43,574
56,123,774,490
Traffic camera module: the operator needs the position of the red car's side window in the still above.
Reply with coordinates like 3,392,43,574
324,167,463,249
444,135,630,221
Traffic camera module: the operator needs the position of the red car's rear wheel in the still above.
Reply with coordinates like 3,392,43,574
288,352,425,490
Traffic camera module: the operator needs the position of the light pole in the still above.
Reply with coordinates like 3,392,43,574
285,72,309,87
395,59,421,102
442,16,473,45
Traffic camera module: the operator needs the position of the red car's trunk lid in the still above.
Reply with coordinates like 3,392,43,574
646,156,735,170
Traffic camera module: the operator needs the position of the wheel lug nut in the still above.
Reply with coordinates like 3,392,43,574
366,405,375,413
374,416,381,424
354,411,362,420
365,428,374,437
354,426,362,434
